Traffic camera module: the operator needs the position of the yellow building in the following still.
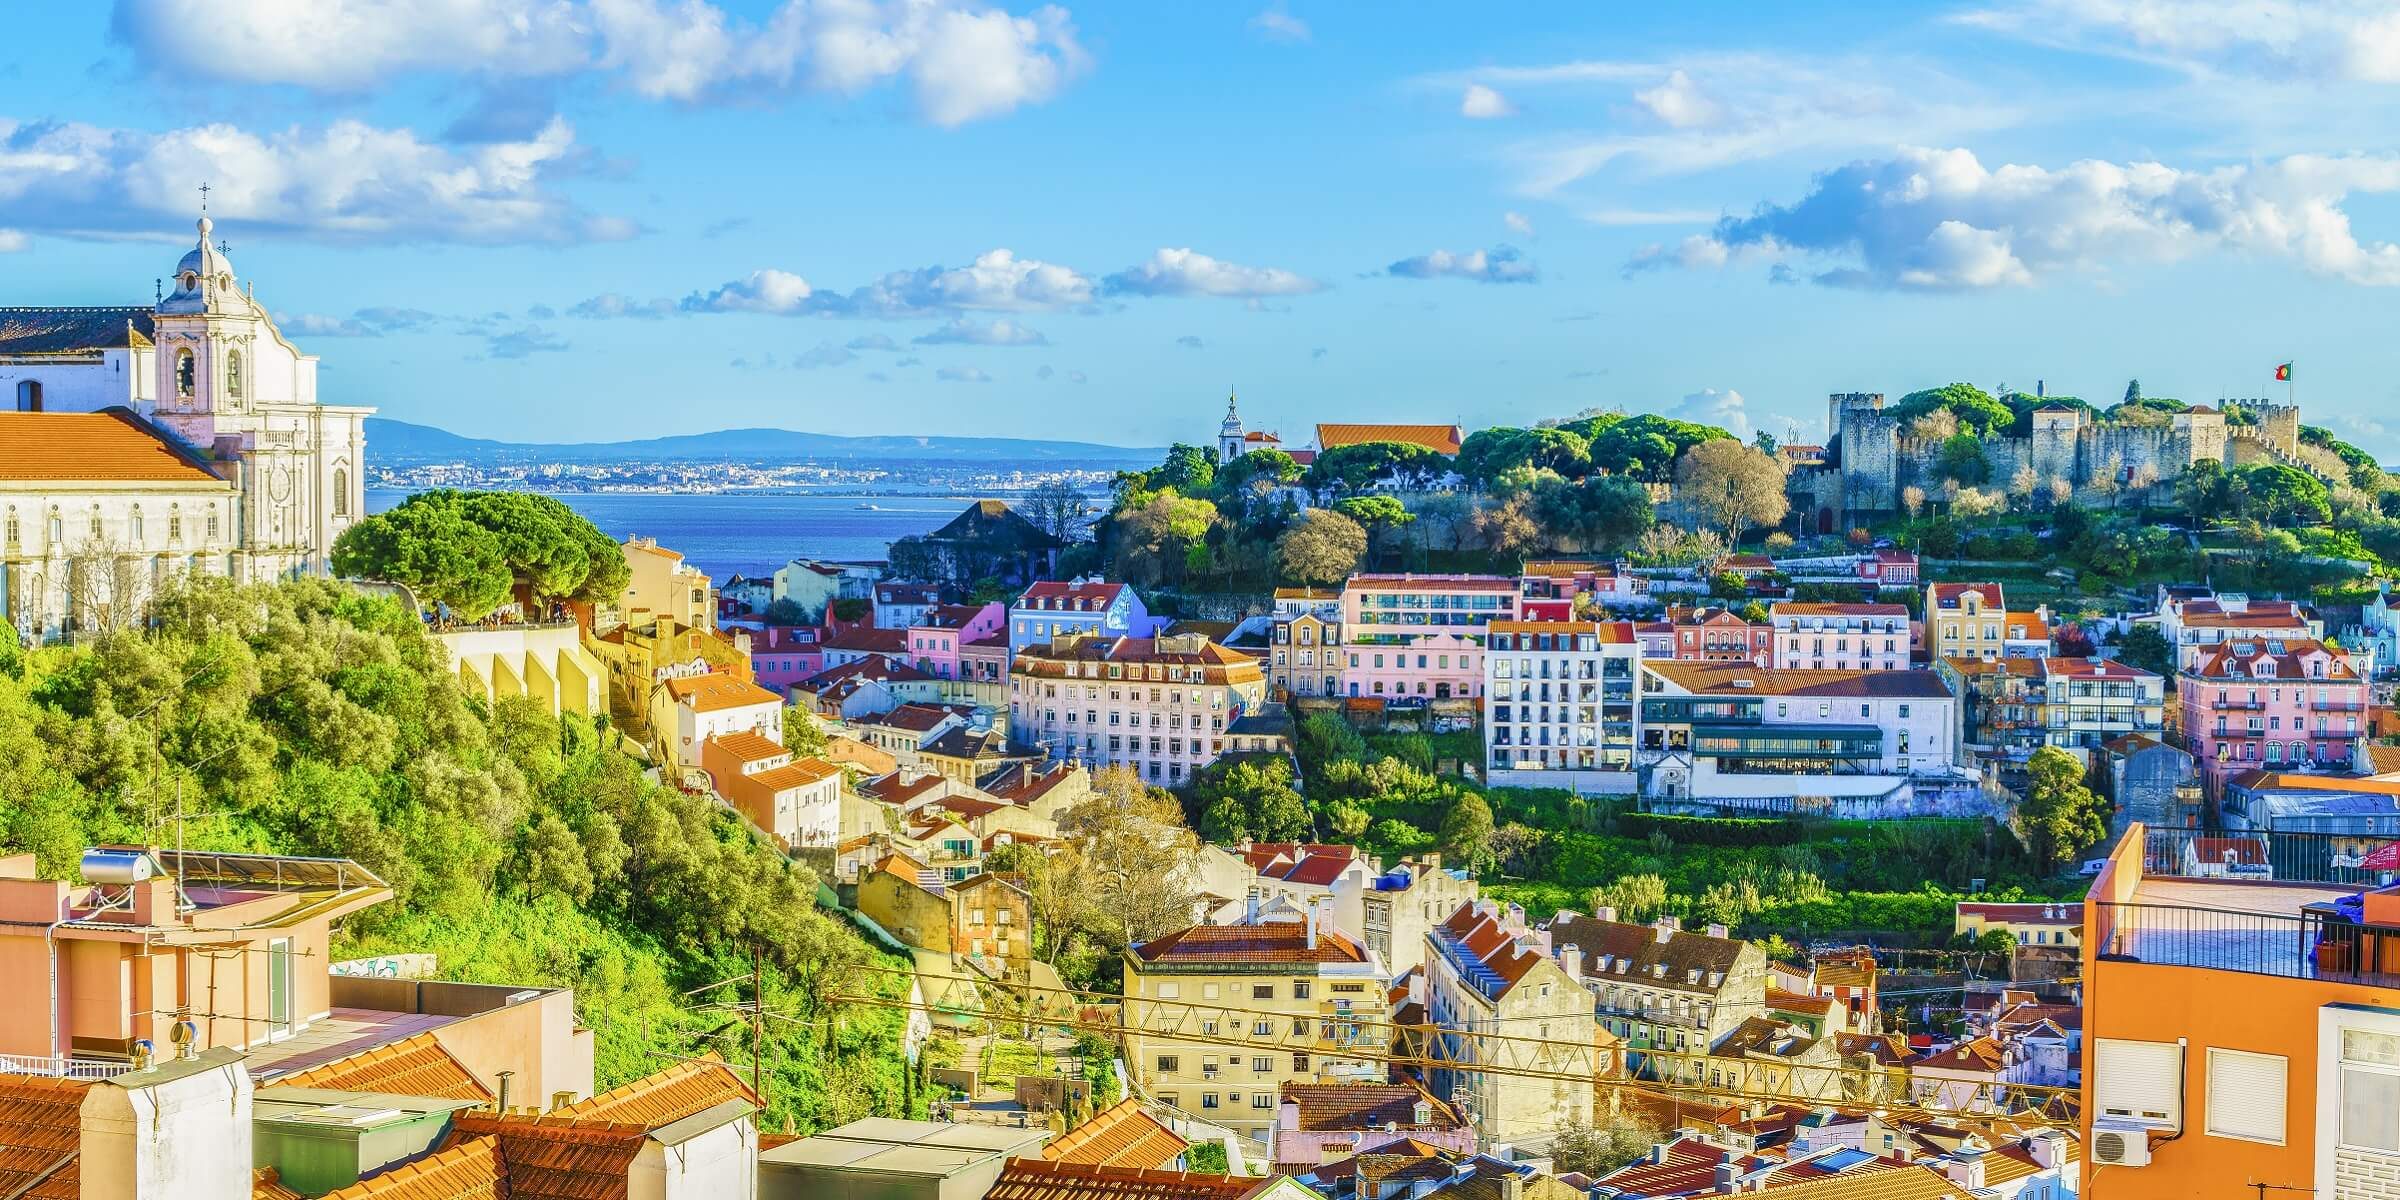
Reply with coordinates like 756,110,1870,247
587,617,754,741
1122,910,1390,1137
1925,583,2007,662
619,536,715,631
1269,609,1343,701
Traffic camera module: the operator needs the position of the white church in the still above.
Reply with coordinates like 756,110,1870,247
0,215,370,642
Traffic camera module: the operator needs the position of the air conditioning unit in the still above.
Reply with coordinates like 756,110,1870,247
2091,1117,2153,1168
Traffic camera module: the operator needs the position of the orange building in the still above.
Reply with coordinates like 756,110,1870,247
2082,824,2400,1197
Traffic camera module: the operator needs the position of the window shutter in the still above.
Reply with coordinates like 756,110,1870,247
2095,1037,2185,1131
2205,1048,2287,1144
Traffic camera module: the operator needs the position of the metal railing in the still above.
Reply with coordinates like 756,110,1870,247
0,1053,137,1080
2142,827,2400,887
2094,900,2400,987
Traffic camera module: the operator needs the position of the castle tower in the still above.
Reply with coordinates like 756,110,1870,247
1218,390,1245,462
1828,393,1896,515
2257,403,2301,456
2028,406,2085,485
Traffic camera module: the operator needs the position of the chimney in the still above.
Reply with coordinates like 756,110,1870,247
1706,922,1728,940
551,1090,576,1111
1935,1146,1988,1192
1655,921,1675,944
1422,851,1442,871
1649,1142,1669,1164
1307,901,1320,950
1246,893,1261,925
2028,1129,2066,1169
131,876,177,926
1503,1174,1524,1200
1560,943,1584,980
80,1048,253,1200
497,1070,514,1112
1593,905,1616,923
1713,1160,1742,1194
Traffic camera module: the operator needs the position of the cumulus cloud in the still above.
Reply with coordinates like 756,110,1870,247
0,113,625,245
112,0,1091,127
1460,84,1515,119
570,293,677,319
1631,146,2400,290
1103,248,1322,299
1248,5,1309,42
1386,245,1537,283
1633,69,1720,129
913,316,1047,345
680,268,817,314
485,327,569,358
1664,388,1753,437
793,340,857,368
936,365,994,382
837,250,1093,313
1956,0,2400,82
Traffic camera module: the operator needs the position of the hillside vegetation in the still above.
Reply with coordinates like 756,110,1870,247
0,577,917,1132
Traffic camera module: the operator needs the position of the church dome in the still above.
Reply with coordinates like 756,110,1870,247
175,216,235,282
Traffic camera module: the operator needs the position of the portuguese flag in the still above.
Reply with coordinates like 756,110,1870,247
2275,362,2293,381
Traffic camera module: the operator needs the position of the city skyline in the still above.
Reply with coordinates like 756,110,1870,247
7,2,2399,452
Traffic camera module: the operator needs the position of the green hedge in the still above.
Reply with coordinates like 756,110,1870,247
1616,812,1805,846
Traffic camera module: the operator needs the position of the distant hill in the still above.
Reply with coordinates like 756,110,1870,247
365,417,1164,466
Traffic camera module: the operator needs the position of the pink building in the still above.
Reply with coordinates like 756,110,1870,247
1668,606,1774,665
1856,548,1919,585
744,625,824,695
1270,1082,1475,1168
2180,638,2369,796
960,632,1012,688
1767,601,1910,670
1518,560,1648,619
1338,573,1519,700
907,602,1006,681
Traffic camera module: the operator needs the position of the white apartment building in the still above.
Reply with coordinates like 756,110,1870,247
1637,661,1962,807
1481,620,1643,793
1008,630,1268,785
1768,602,1911,671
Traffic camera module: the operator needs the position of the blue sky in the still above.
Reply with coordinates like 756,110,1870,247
8,1,2400,454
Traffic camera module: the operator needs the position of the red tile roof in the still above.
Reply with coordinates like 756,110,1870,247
1132,921,1370,965
1278,1082,1463,1132
318,1135,504,1200
661,673,781,713
1315,423,1464,456
1438,903,1547,1001
0,1076,88,1200
273,1032,494,1102
445,1113,651,1200
706,730,789,765
0,410,230,484
1019,580,1129,610
254,1167,309,1200
1040,1099,1191,1169
1928,583,2006,610
1912,1036,2006,1073
556,1055,759,1125
986,1158,1280,1200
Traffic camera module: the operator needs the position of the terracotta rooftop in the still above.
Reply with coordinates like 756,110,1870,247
2039,657,2154,680
1132,920,1371,965
985,1157,1281,1200
706,729,789,765
0,409,230,484
825,626,912,655
1436,903,1547,1002
1912,1036,2007,1073
254,1166,309,1200
0,1075,88,1200
1594,1135,1771,1196
1928,583,2006,610
556,1054,759,1126
1278,1082,1462,1132
748,757,842,791
1019,580,1129,609
1767,987,1835,1017
275,1032,494,1103
445,1112,652,1200
1040,1099,1191,1169
1548,913,1748,995
661,673,781,713
317,1135,504,1200
1739,1163,1969,1200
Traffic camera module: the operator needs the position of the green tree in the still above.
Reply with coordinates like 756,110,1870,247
2123,378,2142,405
2116,624,2172,676
1895,383,2013,438
1114,491,1219,586
1591,874,1669,922
782,709,828,755
1149,443,1219,494
1274,508,1369,586
1439,790,1495,870
1303,442,1449,496
1677,439,1790,548
1568,413,1734,482
331,499,513,618
2020,746,2110,871
2242,463,2333,525
1457,426,1592,484
1938,434,1990,486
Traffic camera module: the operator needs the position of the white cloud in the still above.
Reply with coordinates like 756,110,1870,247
1503,211,1534,237
936,365,994,382
1632,146,2400,290
1633,69,1719,128
679,268,817,314
1385,245,1538,284
280,313,378,336
0,230,26,253
485,327,570,358
1665,388,1751,437
1247,5,1309,42
1956,0,2400,82
570,292,679,318
1103,248,1323,298
837,249,1094,313
793,340,857,368
1460,84,1516,119
1446,54,2014,197
913,316,1048,345
112,0,1089,127
0,113,623,244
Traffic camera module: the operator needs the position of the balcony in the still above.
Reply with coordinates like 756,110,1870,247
2096,884,2400,988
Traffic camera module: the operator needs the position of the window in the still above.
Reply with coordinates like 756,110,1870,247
1158,983,1180,1000
175,349,195,397
1252,1094,1274,1109
1201,1093,1219,1109
2204,1048,2286,1144
1252,984,1274,1000
1293,982,1311,1000
167,506,180,542
12,380,38,412
1250,1057,1270,1073
2,508,14,545
226,349,243,398
207,508,220,540
2341,1027,2400,1154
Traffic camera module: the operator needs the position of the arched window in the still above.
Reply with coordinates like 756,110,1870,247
88,507,102,541
130,506,144,544
206,507,221,541
226,350,243,399
13,381,39,412
47,508,62,546
179,271,198,292
175,349,196,398
3,507,16,546
333,467,350,517
168,505,182,543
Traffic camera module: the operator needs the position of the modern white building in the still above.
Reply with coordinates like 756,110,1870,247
1008,630,1267,785
0,215,371,640
1481,619,1643,793
1637,660,1971,816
